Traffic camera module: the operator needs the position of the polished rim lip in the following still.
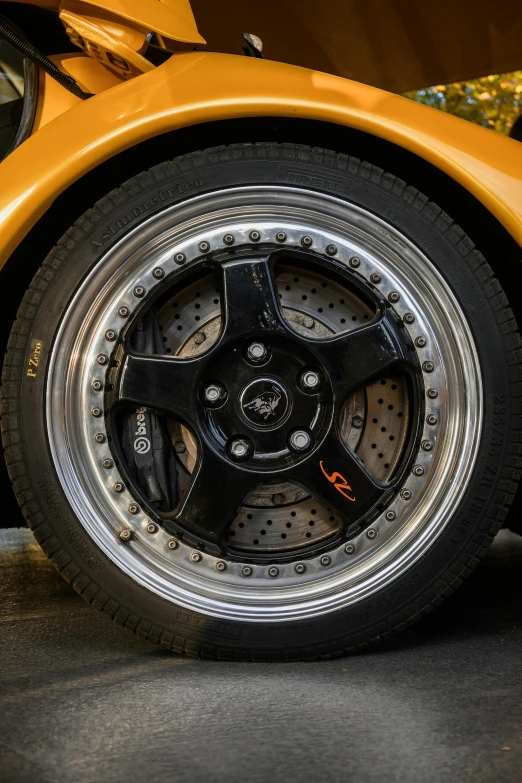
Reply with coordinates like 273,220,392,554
46,186,482,622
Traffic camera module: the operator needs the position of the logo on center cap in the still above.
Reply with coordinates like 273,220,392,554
239,379,290,428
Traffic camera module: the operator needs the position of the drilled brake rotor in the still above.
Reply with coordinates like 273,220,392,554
155,264,410,554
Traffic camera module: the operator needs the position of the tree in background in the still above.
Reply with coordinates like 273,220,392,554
404,72,522,135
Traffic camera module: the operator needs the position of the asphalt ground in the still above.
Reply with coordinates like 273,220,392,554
1,527,521,783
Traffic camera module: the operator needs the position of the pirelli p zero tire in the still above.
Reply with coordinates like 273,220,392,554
2,143,521,660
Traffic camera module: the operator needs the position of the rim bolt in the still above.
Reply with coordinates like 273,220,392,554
294,563,306,574
276,232,287,242
415,336,427,348
303,316,315,329
230,438,251,459
147,523,157,534
412,464,425,477
198,241,210,254
388,291,400,304
128,504,139,514
91,407,102,418
241,565,253,577
190,551,202,563
427,388,438,399
194,332,206,345
370,273,381,284
301,235,313,248
118,306,130,318
385,510,396,521
92,379,103,392
249,230,261,242
94,433,105,443
422,440,433,452
268,566,279,578
320,555,331,567
400,489,412,500
133,286,145,298
174,441,186,454
289,430,312,452
119,529,132,542
97,354,108,366
352,415,364,429
113,482,125,493
366,529,377,539
223,233,235,245
349,256,361,268
216,560,227,572
102,458,113,469
152,267,164,280
272,493,285,505
203,384,225,404
423,361,435,373
167,538,179,550
300,370,320,390
247,342,267,362
174,253,186,265
326,244,338,256
426,414,438,426
403,313,415,324
345,543,355,554
105,329,117,342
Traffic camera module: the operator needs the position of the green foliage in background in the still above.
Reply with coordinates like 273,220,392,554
404,72,522,135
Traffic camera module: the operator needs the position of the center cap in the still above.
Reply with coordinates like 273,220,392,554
239,378,291,429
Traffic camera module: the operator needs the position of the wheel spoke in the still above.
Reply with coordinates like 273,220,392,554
289,431,389,527
118,353,202,423
175,444,259,544
313,313,415,395
220,256,287,338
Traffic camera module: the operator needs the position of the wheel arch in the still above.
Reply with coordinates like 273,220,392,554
1,116,521,529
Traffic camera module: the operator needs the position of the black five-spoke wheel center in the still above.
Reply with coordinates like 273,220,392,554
116,250,420,552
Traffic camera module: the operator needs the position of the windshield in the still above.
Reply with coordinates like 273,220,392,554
0,39,25,160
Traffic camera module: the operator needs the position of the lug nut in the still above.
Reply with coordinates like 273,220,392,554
223,233,235,245
147,523,157,534
276,232,287,242
294,563,306,574
370,273,382,284
94,433,105,443
216,560,227,572
247,342,267,362
403,313,415,324
349,256,360,268
385,510,396,521
230,438,251,459
97,354,108,366
92,380,103,392
352,415,363,429
133,285,145,298
119,529,132,541
190,551,202,563
366,529,377,539
421,440,433,452
128,504,139,515
167,538,179,550
241,565,253,577
423,361,435,373
91,407,102,418
427,388,438,399
301,370,320,390
113,482,125,493
174,253,186,265
344,543,355,555
426,414,438,426
118,306,130,318
301,235,313,248
303,316,315,329
249,230,261,242
326,244,338,256
268,566,279,578
102,458,113,469
203,384,225,404
400,489,412,500
388,291,400,303
289,430,312,452
174,441,186,454
320,555,331,566
152,267,164,279
194,332,206,345
198,241,210,254
412,465,424,476
415,336,427,348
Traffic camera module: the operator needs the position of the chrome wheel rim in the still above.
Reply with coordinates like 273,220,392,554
46,186,482,622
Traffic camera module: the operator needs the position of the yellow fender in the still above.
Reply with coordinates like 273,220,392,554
1,50,521,269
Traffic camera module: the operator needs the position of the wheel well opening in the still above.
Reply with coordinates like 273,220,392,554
1,116,521,527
